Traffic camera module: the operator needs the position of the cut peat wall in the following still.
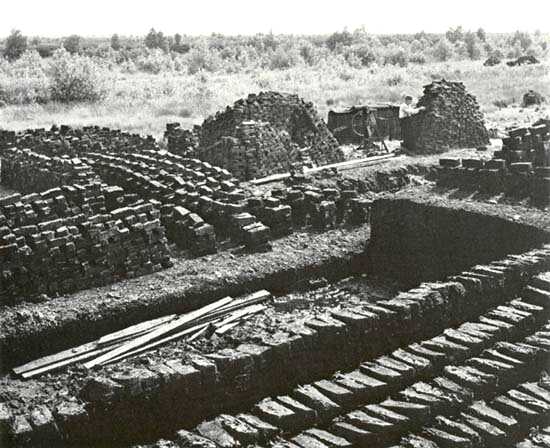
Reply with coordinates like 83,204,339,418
366,197,550,287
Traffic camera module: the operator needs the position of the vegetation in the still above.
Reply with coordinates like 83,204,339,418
0,28,548,137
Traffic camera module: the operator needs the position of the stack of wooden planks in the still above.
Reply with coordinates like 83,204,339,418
13,290,272,379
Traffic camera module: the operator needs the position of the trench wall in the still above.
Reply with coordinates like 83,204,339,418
366,197,550,287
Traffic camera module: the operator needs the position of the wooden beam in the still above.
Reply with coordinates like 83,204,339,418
249,154,397,185
21,344,117,379
13,341,100,376
97,314,177,346
83,296,234,369
100,321,214,366
215,321,241,336
213,304,266,329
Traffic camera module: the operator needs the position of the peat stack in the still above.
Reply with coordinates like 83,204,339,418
410,80,489,153
193,91,344,180
200,121,297,180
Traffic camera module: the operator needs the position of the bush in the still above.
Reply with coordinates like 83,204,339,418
49,50,106,102
386,75,403,86
326,30,353,51
432,38,454,61
0,51,50,104
111,34,121,51
136,49,175,74
383,47,408,67
63,35,82,54
269,46,302,70
4,30,28,61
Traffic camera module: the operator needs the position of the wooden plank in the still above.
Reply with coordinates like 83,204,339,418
187,325,211,342
97,298,269,366
21,344,118,379
84,296,234,369
95,294,270,366
306,153,396,173
97,314,177,346
215,290,271,313
213,304,266,329
215,321,241,336
13,341,100,376
250,154,397,185
101,321,214,366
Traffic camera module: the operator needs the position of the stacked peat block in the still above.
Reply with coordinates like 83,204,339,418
0,195,171,303
493,121,550,168
160,205,217,255
164,123,200,156
193,91,344,180
438,120,550,205
200,121,293,180
247,181,372,233
0,184,108,228
409,80,490,153
229,212,272,251
1,148,99,193
522,90,545,107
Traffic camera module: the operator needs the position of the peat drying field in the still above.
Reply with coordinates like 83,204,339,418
0,84,550,448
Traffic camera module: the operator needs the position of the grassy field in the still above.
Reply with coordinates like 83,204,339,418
1,60,548,139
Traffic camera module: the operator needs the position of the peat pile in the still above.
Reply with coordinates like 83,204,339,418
0,186,171,304
164,123,199,157
166,91,344,180
199,121,297,180
410,80,489,153
522,90,545,107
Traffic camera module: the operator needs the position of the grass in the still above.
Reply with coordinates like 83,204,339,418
1,60,548,140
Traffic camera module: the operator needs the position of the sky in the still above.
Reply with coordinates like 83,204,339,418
1,0,549,37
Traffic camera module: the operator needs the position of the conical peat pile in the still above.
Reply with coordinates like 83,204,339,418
412,80,489,153
190,91,344,180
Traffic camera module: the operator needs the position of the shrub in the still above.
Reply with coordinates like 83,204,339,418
145,28,169,52
49,50,106,102
36,44,57,58
383,47,408,67
269,46,302,70
432,38,454,61
111,34,121,51
63,35,82,54
0,74,50,104
4,30,28,61
493,99,512,108
185,46,222,74
327,30,353,51
0,51,50,104
136,49,175,74
409,54,426,64
386,75,403,86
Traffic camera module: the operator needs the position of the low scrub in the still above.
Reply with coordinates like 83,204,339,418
49,50,107,102
0,49,107,105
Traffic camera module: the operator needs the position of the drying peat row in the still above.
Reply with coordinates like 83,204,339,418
0,123,370,302
144,272,550,448
437,119,550,205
